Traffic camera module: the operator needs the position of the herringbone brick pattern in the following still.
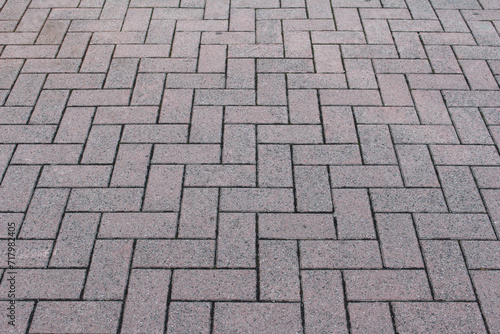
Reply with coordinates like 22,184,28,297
0,0,499,333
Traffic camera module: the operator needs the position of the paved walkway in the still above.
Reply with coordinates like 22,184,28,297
0,0,499,333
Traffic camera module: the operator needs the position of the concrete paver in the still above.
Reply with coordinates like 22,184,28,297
0,0,499,332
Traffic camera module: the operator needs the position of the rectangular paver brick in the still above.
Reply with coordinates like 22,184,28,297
376,213,424,268
94,106,157,124
134,240,215,268
189,106,223,143
30,90,69,124
345,270,432,301
437,166,485,212
220,188,294,212
172,269,256,301
349,302,394,334
471,271,500,333
214,303,302,333
259,213,335,239
121,269,171,334
0,269,85,299
67,188,143,212
258,144,293,187
184,164,255,187
396,145,440,187
330,165,403,188
301,240,382,269
110,144,151,187
143,165,183,211
223,124,256,163
430,145,500,165
30,302,121,334
259,240,300,301
393,302,486,334
217,213,256,268
19,188,68,238
358,125,397,164
84,239,134,300
293,145,362,165
99,213,177,239
160,89,193,123
153,144,220,164
0,166,40,213
258,125,323,144
422,240,475,301
322,106,358,143
54,107,94,143
50,213,99,267
370,188,448,212
294,166,333,212
414,213,496,240
166,302,211,334
178,188,218,238
332,188,376,239
288,90,320,124
462,241,500,269
38,165,112,188
302,270,348,334
450,108,493,144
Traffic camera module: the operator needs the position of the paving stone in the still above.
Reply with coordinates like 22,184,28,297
83,239,134,300
470,271,500,333
143,165,184,211
322,106,357,143
214,303,302,333
217,213,256,268
134,240,215,268
220,188,294,212
330,165,403,188
30,302,121,334
171,269,256,301
184,164,256,187
437,166,485,212
462,241,500,269
0,240,51,268
345,270,432,301
393,302,487,334
259,213,335,239
67,188,143,212
30,90,69,124
38,165,112,188
259,240,300,301
414,213,496,240
122,269,171,334
19,188,68,238
0,301,33,334
376,213,424,269
302,270,348,333
50,213,100,267
54,107,94,143
0,269,85,299
349,302,394,334
1,0,499,331
332,188,377,239
178,187,218,238
99,212,177,239
293,145,362,165
301,240,382,269
166,302,211,334
421,240,475,301
370,188,448,213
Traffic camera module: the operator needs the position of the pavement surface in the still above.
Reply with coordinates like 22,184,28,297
0,0,499,333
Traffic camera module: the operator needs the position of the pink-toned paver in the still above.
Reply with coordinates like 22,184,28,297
0,0,499,333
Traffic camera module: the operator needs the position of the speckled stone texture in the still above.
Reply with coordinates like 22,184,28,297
0,0,499,333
